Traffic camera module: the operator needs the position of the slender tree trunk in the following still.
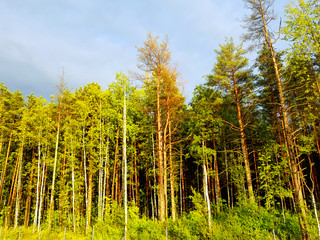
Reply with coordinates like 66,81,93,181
98,102,103,221
60,140,68,225
180,145,185,212
232,70,255,204
156,78,165,222
134,143,139,207
202,138,211,230
152,133,157,219
48,111,61,233
71,135,76,233
163,117,168,219
122,89,127,239
169,119,176,220
103,131,109,218
82,127,89,234
112,125,120,202
38,150,46,232
14,141,24,229
224,139,230,208
33,138,41,232
212,131,221,210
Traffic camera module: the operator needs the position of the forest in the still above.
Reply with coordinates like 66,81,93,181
0,0,320,239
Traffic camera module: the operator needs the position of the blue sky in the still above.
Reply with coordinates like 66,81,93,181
0,0,290,103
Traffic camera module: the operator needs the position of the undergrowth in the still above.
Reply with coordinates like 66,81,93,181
0,204,318,239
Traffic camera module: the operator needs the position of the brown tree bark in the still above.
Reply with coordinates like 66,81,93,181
111,125,120,202
232,70,255,204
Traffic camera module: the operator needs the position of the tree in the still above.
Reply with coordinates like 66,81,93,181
48,72,67,232
137,32,171,222
121,73,128,239
284,0,320,95
206,38,255,204
243,0,310,237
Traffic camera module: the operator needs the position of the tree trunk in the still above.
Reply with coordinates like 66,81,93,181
14,142,24,229
180,145,185,212
156,78,165,222
169,119,176,220
71,135,76,233
212,131,221,210
134,142,139,207
48,111,61,233
202,138,211,230
103,131,109,218
38,152,46,232
163,116,168,219
112,125,120,202
33,139,41,232
122,89,128,239
152,133,158,219
82,127,89,234
232,70,255,204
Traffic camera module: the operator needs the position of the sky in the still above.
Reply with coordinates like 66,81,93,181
0,0,291,103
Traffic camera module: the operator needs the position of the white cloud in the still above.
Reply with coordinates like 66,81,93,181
0,0,291,101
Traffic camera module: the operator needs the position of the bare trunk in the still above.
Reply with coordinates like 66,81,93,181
163,117,168,219
38,150,46,232
202,139,211,230
122,89,127,239
169,120,176,220
152,133,157,219
98,102,103,221
82,127,89,234
33,138,41,232
112,126,120,202
14,142,24,229
134,142,139,207
102,130,109,218
232,70,254,204
71,135,76,233
156,78,165,222
48,112,61,232
212,131,221,209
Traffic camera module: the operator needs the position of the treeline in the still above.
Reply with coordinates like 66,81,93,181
0,0,320,239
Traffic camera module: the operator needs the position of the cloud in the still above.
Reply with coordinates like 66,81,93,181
0,0,291,102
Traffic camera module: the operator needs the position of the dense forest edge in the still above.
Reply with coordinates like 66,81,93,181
1,0,320,239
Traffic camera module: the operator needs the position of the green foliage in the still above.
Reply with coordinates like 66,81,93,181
211,204,302,239
258,148,293,210
4,204,319,239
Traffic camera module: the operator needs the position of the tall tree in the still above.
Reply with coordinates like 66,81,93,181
206,38,255,204
243,0,310,237
137,32,171,222
48,72,66,232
